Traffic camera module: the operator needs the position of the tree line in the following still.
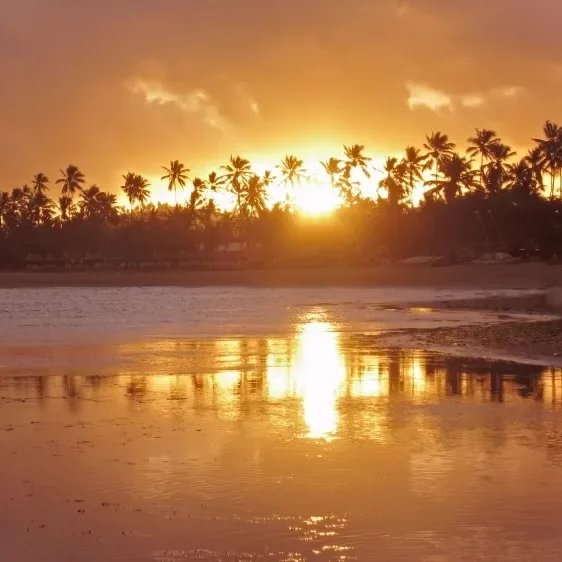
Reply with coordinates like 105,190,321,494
2,120,562,267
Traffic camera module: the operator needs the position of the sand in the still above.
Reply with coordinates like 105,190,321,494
1,347,562,561
376,290,562,366
0,262,561,289
1,262,561,367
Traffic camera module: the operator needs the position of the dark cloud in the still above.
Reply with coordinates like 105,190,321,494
1,0,561,190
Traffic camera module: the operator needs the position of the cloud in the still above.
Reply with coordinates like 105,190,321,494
408,82,525,112
234,84,260,116
128,79,229,132
460,94,486,109
406,82,453,112
492,86,524,99
0,0,560,190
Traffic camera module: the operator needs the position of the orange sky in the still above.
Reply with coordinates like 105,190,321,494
2,0,562,195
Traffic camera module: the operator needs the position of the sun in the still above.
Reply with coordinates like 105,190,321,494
293,178,343,216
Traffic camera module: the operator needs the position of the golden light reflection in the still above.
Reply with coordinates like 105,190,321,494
294,320,346,439
411,354,427,394
351,356,389,398
116,320,446,438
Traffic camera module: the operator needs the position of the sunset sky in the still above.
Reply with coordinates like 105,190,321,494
2,0,561,199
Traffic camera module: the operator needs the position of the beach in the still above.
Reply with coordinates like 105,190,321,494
0,262,561,289
2,263,561,367
1,274,562,560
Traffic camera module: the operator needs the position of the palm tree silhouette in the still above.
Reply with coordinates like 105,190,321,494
79,186,102,218
56,165,85,200
96,192,119,223
278,155,306,187
207,171,223,193
467,129,500,187
135,175,151,217
162,160,190,206
483,143,516,193
402,146,425,203
121,172,137,218
243,175,269,217
322,158,342,188
533,121,562,198
379,157,408,206
29,191,55,225
277,155,306,206
122,173,150,220
221,156,252,213
427,154,477,203
32,173,49,195
189,178,207,214
423,132,456,185
57,195,76,222
262,170,275,189
525,147,545,193
505,160,538,195
343,145,371,179
79,186,118,221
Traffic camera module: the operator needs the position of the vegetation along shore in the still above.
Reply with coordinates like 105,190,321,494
3,123,562,270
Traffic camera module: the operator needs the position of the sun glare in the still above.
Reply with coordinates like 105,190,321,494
116,155,396,215
294,178,343,216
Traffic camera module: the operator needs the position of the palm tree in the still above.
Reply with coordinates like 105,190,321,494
427,154,477,203
207,171,223,193
122,173,151,220
322,158,342,188
221,156,253,213
402,146,426,203
262,170,275,189
483,143,516,193
423,132,456,185
96,192,119,223
189,178,207,214
525,147,545,193
31,173,50,195
79,185,104,218
242,175,269,217
78,186,119,222
57,195,76,222
378,157,407,207
134,175,151,216
56,165,85,199
161,160,190,206
121,172,138,217
505,160,538,195
467,129,500,186
277,155,306,187
343,145,371,179
29,191,55,225
533,121,562,198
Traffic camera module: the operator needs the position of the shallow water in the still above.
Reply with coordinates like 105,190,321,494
1,287,561,561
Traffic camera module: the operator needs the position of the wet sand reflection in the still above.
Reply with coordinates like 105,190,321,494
2,316,562,560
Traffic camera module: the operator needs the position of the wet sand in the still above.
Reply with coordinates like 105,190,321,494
376,292,562,366
2,352,562,561
2,285,562,560
1,262,561,288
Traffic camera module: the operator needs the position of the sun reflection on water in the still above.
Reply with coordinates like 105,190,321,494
294,319,345,439
60,317,562,442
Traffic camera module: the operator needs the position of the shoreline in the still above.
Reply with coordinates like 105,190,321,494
379,292,562,367
0,262,561,289
0,264,560,369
